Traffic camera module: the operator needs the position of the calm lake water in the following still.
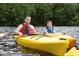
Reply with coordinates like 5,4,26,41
0,26,79,56
0,26,79,41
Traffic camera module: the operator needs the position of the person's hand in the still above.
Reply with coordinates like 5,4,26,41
39,32,46,35
18,32,23,36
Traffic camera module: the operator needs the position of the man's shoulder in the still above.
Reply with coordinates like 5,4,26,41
18,24,23,27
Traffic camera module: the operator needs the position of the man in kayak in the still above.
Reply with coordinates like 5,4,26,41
44,20,56,34
15,16,38,36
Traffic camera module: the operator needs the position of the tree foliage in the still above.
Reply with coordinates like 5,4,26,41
0,3,79,26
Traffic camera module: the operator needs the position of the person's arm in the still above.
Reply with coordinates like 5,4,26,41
44,27,48,34
15,24,23,36
53,28,56,33
30,25,39,34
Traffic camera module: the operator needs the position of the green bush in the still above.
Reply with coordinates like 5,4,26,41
0,3,79,26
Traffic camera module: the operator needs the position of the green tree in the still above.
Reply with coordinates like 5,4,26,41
0,3,79,26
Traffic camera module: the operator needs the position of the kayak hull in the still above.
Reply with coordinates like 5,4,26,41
15,35,68,56
65,47,79,56
46,33,76,49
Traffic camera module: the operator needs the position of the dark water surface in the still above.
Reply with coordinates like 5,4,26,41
0,26,79,56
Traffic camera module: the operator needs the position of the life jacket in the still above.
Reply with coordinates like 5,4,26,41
46,26,54,33
20,23,34,35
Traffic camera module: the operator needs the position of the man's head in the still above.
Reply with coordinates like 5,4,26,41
24,16,31,24
47,20,53,27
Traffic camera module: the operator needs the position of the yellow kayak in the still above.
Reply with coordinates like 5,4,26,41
14,35,68,56
65,47,79,56
46,33,76,49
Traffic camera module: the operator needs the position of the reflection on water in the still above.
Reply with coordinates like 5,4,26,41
0,26,79,56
